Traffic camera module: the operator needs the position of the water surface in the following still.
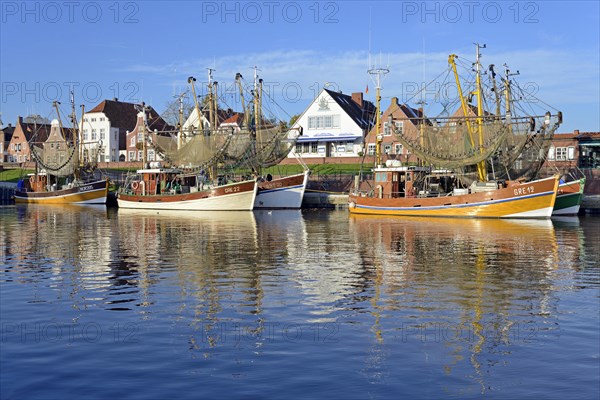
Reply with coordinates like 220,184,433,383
1,206,598,399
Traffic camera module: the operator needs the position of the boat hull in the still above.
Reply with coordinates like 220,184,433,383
349,176,559,219
14,179,109,204
117,180,258,211
553,178,585,215
254,171,309,209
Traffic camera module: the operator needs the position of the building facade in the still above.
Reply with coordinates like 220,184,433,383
125,111,174,162
363,97,426,165
286,88,375,163
82,99,172,163
6,117,50,164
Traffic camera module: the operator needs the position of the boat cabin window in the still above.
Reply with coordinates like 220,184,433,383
375,172,387,183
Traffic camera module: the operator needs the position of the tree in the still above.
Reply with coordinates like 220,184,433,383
161,96,195,127
289,114,300,126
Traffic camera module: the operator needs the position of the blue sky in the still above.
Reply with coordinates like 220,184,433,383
1,0,599,132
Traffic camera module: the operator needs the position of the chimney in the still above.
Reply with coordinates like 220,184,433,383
391,97,399,106
574,129,580,135
113,98,118,102
351,92,363,108
18,116,23,124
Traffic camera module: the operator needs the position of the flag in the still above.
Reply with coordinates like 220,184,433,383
366,85,369,94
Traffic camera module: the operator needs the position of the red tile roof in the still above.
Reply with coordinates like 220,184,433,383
87,99,172,132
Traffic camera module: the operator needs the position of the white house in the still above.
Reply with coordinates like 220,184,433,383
288,88,375,161
82,99,171,162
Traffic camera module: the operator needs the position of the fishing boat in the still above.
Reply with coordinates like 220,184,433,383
117,74,258,211
117,167,257,210
553,177,585,215
232,68,309,209
349,44,562,219
14,100,109,204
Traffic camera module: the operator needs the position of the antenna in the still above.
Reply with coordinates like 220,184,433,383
368,62,389,168
368,7,372,69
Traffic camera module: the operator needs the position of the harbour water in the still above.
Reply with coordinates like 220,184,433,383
1,206,598,399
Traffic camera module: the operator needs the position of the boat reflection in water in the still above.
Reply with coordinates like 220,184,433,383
348,214,574,393
1,205,598,398
7,204,115,296
116,208,259,283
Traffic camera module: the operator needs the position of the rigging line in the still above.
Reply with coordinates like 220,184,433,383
513,80,559,113
388,67,452,114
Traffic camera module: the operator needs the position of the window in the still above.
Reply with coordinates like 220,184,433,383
83,133,89,141
100,128,105,140
311,142,318,153
148,150,155,161
384,144,392,154
137,133,143,142
346,141,354,153
308,114,341,130
375,172,387,182
91,118,96,122
130,137,136,147
137,151,142,160
567,146,575,160
556,147,567,161
11,143,15,150
395,121,403,135
17,143,21,151
548,146,555,160
383,122,391,136
128,151,134,161
295,144,304,154
302,143,310,153
394,143,403,155
367,144,376,155
91,130,97,140
100,117,105,121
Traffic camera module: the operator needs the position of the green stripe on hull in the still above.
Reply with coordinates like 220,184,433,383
553,192,583,212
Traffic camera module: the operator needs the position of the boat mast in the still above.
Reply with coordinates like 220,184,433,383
235,73,249,127
69,92,80,179
207,68,217,133
188,76,201,136
368,65,389,167
53,101,64,138
253,66,261,142
79,105,85,168
474,43,488,181
175,91,186,150
141,103,148,168
503,64,519,128
449,51,485,182
488,64,501,117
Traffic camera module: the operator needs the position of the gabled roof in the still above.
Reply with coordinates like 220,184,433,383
324,88,375,130
575,131,600,141
87,99,170,132
14,119,51,143
1,125,16,143
221,112,245,125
